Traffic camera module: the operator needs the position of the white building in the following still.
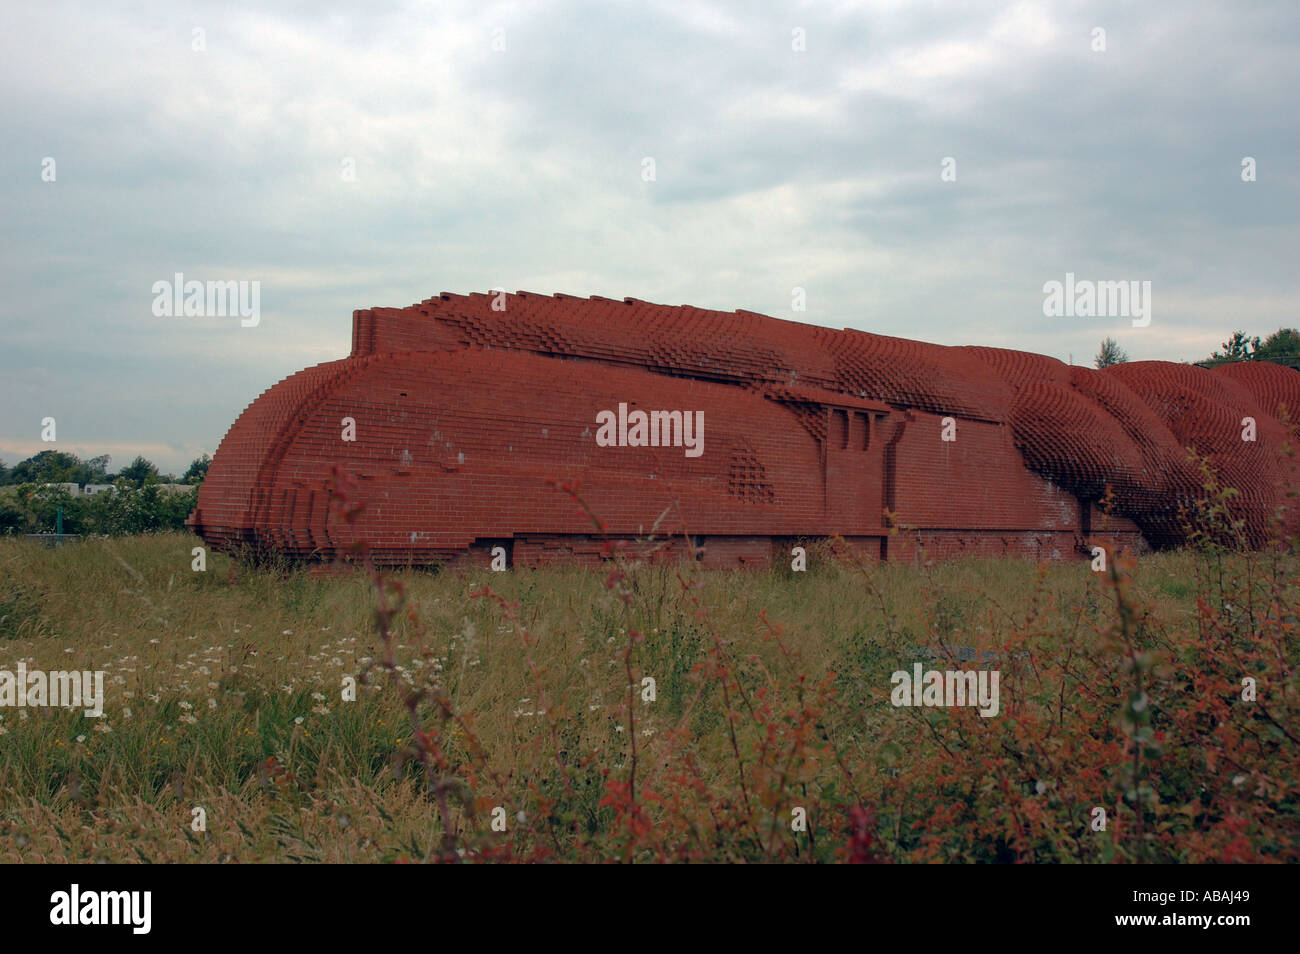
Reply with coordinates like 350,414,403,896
41,483,81,495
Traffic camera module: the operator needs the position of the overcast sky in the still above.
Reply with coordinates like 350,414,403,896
2,0,1297,474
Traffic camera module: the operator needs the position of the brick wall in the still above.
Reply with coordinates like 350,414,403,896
188,291,1300,567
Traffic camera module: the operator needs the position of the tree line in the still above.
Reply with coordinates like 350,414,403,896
1094,328,1300,369
0,450,210,487
0,450,211,536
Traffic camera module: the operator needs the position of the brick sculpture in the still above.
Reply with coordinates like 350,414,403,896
187,292,1300,567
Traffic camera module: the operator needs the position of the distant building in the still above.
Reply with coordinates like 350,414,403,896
41,483,81,495
82,484,115,496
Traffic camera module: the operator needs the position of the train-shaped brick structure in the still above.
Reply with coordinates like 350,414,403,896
187,291,1300,567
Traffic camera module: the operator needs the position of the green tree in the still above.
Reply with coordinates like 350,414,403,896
1095,337,1129,368
0,495,22,534
1197,328,1300,369
17,483,84,533
118,455,159,488
182,453,211,484
1253,328,1300,368
1201,331,1260,367
5,450,89,486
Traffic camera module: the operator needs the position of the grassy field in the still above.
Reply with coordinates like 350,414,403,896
0,530,1296,863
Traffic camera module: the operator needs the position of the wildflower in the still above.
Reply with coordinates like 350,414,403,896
312,692,325,702
148,638,160,645
76,735,86,743
180,713,197,725
614,725,624,733
0,727,8,735
148,693,160,703
94,723,112,734
283,629,293,636
179,701,193,710
312,705,330,716
294,716,304,725
208,699,217,710
122,708,132,719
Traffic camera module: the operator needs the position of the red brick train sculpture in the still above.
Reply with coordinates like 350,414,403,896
187,292,1300,567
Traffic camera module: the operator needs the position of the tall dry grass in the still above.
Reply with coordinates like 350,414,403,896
0,479,1295,861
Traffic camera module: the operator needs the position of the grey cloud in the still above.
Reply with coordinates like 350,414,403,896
1,0,1296,472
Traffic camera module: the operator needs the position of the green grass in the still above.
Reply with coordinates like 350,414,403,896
0,531,1293,863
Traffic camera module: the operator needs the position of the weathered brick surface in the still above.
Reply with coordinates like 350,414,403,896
187,292,1300,566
